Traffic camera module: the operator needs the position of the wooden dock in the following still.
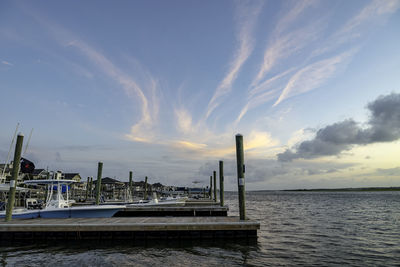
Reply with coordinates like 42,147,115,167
0,217,259,242
115,205,228,217
184,200,221,206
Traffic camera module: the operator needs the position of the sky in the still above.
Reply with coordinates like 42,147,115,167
1,0,400,190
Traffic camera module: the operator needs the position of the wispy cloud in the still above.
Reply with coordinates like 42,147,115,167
174,107,195,135
174,140,207,150
1,60,13,66
272,0,400,106
313,0,400,57
18,4,160,143
235,1,321,123
240,0,399,118
66,40,159,143
252,0,319,86
205,0,263,119
235,68,294,124
273,49,356,106
340,0,400,36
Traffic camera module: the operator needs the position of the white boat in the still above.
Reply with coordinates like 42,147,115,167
0,185,39,219
127,195,187,207
22,178,125,219
0,207,39,219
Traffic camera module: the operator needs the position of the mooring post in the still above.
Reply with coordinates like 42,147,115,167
129,171,133,197
95,162,103,205
5,133,24,222
144,176,148,200
85,177,90,201
89,177,93,198
203,187,206,198
219,160,224,207
236,134,246,220
209,175,212,199
213,171,217,202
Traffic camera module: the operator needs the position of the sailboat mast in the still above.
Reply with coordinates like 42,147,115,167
1,123,19,180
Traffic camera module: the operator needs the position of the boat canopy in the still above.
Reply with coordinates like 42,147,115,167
24,179,76,185
0,184,30,192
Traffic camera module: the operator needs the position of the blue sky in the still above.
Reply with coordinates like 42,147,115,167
1,0,400,190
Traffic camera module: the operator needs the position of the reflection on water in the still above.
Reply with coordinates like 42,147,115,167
1,191,400,266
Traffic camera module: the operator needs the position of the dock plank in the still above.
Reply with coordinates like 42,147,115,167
115,205,228,217
0,216,259,242
0,217,258,234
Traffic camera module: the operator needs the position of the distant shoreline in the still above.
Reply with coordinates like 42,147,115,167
282,187,400,192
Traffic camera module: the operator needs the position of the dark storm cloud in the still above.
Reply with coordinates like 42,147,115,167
278,93,400,161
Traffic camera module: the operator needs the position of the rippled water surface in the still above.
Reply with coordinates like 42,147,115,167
1,191,400,266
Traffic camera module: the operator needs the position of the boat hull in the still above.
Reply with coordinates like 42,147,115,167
39,205,123,218
0,210,39,219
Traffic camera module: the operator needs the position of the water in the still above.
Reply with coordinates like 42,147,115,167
1,191,400,266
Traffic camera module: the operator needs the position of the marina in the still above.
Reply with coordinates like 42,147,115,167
0,132,258,243
1,1,399,265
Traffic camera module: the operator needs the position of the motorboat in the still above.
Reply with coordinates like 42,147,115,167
23,178,125,218
0,185,40,219
127,194,187,207
0,206,39,219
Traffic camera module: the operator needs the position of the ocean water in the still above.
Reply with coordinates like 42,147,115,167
1,191,399,266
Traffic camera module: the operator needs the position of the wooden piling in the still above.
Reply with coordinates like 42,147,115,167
235,134,246,220
95,162,103,205
213,171,217,202
144,176,148,200
129,171,133,197
209,176,212,199
219,160,224,207
5,133,24,222
89,177,93,198
85,177,90,201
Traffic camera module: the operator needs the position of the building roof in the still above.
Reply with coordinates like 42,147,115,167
32,169,46,175
64,173,81,179
94,177,124,184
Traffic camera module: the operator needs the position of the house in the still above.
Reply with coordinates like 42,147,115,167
0,162,26,184
64,173,82,182
0,164,11,184
93,177,126,200
23,169,48,180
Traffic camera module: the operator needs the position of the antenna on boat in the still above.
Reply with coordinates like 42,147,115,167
23,128,34,156
1,123,19,180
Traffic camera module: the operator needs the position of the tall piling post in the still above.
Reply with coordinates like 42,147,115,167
95,162,103,205
144,176,148,200
209,176,212,199
5,133,24,222
213,171,217,202
85,177,90,201
89,177,93,198
129,171,133,198
236,134,246,220
219,160,224,207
